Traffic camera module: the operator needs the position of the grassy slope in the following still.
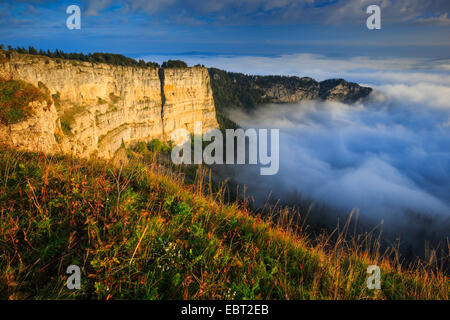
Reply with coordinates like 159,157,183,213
0,79,52,126
0,145,448,300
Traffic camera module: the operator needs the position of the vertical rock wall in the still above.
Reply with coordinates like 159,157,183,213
0,52,219,158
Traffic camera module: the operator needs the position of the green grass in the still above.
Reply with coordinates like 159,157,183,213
0,79,52,125
51,92,61,108
109,93,121,104
0,144,448,300
59,104,87,136
97,97,107,106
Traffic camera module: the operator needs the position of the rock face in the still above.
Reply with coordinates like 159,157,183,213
318,79,372,103
256,77,372,104
162,68,217,138
208,68,372,128
259,77,321,103
0,52,218,158
208,68,372,112
0,100,60,154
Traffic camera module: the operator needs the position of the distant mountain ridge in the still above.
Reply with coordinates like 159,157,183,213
208,68,372,128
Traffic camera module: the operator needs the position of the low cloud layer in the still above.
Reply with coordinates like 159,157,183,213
230,95,450,219
175,53,450,85
209,56,450,249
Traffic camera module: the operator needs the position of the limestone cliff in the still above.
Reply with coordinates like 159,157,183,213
0,52,218,158
162,68,217,138
258,78,372,104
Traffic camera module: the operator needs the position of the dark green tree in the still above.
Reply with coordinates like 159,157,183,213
162,60,188,68
28,46,38,55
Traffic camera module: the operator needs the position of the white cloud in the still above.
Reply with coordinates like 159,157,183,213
376,83,450,109
417,13,450,26
202,53,450,247
160,53,450,87
225,88,450,237
84,0,113,16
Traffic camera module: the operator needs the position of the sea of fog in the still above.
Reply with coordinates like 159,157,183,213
228,93,450,240
150,53,450,254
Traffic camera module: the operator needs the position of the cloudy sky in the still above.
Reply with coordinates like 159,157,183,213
1,0,450,58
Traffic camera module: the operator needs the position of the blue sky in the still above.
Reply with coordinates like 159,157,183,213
1,0,450,60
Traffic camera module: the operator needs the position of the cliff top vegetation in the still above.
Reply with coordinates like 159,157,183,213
0,45,191,70
0,79,52,126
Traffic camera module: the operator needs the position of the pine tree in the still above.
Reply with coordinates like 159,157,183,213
28,46,38,55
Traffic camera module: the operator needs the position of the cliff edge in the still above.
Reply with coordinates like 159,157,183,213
0,52,218,158
208,68,372,128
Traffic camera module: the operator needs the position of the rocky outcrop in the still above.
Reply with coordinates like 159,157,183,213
259,77,320,103
208,68,372,128
0,52,218,158
0,100,60,154
208,68,372,111
256,77,372,104
318,79,372,103
162,68,217,138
